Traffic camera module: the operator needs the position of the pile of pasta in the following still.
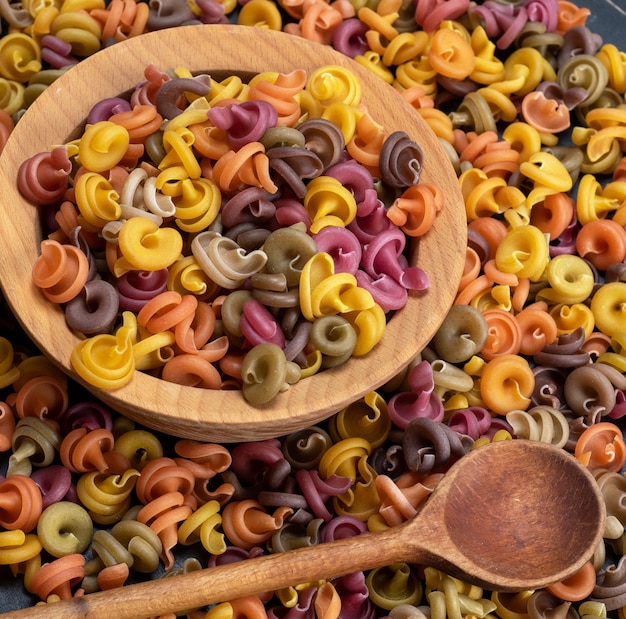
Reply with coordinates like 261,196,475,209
0,0,626,616
18,62,434,404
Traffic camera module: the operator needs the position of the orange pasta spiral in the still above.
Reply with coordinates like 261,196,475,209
346,111,385,175
297,0,346,45
480,308,523,360
211,141,277,194
248,69,306,126
173,440,234,505
137,491,194,570
387,182,443,237
221,499,293,549
376,471,442,527
109,104,163,143
31,239,90,304
60,427,117,473
135,456,196,506
458,131,520,179
29,554,86,602
0,475,42,532
90,0,150,42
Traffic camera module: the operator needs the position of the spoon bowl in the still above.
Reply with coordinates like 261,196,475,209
429,438,604,588
6,440,604,619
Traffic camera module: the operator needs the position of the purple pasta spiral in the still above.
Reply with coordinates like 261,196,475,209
387,361,444,429
86,97,132,124
17,145,72,205
523,0,559,32
283,320,313,362
312,227,362,275
273,197,313,229
536,81,588,110
69,227,98,282
117,269,169,312
333,572,376,619
402,417,472,474
360,228,428,289
221,186,276,228
40,35,78,69
446,406,494,440
326,159,374,204
355,270,409,312
468,1,529,50
557,25,603,67
295,469,352,522
348,195,394,245
60,400,114,434
195,0,229,23
331,18,369,58
240,299,286,348
319,515,367,543
267,146,325,198
230,439,287,485
208,100,278,148
30,465,75,509
368,444,406,477
356,228,429,311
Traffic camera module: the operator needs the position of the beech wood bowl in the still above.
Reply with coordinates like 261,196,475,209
0,24,466,442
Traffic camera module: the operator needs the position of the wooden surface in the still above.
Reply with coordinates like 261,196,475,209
0,441,604,619
0,24,466,442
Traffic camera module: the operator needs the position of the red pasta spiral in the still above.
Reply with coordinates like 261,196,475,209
13,375,68,420
17,146,72,205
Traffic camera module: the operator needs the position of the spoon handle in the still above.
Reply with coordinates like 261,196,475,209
1,526,419,619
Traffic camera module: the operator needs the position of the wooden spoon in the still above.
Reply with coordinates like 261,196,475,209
2,440,604,619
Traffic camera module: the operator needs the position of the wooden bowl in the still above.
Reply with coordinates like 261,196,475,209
0,25,466,442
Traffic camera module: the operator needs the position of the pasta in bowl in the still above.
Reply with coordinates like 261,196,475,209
0,24,465,442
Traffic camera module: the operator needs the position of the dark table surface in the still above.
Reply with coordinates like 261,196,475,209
583,0,624,46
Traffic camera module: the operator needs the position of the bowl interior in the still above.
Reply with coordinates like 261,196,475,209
0,24,466,442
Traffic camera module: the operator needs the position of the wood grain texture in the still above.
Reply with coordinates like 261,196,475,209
0,25,466,442
0,441,604,619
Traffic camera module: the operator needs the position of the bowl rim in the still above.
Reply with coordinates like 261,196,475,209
0,24,466,442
